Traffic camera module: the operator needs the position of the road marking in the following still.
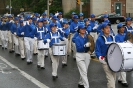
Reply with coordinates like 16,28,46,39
0,56,49,88
0,63,11,74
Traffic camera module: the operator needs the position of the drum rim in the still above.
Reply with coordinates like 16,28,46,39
53,43,66,45
106,43,124,72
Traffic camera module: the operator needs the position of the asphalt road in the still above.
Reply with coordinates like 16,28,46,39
0,24,133,88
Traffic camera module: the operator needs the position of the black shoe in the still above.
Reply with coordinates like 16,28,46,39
121,83,128,87
15,53,20,56
41,67,45,69
73,58,76,60
21,58,25,60
33,53,38,55
30,62,33,64
37,65,40,68
78,84,85,88
118,80,122,83
27,62,30,65
45,55,48,57
52,76,58,80
62,64,67,67
2,47,4,49
9,51,13,53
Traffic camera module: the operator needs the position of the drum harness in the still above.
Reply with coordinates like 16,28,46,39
125,26,133,33
50,31,60,43
37,27,48,40
102,35,115,62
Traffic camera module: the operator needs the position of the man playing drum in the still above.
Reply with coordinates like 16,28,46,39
75,24,91,88
95,23,116,88
115,23,128,87
44,23,64,80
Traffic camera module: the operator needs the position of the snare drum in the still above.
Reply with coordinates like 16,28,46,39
107,43,133,72
52,43,66,56
37,40,49,50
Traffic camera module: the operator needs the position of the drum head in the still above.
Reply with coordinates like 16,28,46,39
53,43,66,46
107,43,123,72
87,35,95,54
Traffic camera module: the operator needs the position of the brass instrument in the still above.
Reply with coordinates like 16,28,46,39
126,32,133,43
87,34,95,54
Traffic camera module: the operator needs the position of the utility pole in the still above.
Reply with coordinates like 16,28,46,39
80,1,82,13
47,0,49,17
10,0,11,14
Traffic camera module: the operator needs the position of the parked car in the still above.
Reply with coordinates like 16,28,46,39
95,13,125,24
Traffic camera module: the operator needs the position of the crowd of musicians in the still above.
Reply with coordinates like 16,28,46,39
0,12,133,88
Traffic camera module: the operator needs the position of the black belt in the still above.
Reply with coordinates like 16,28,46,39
77,51,88,53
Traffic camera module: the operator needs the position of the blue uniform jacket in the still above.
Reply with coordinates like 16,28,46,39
70,21,80,33
20,24,35,38
44,31,64,47
115,33,126,42
89,20,98,32
58,27,70,38
10,23,20,34
95,35,114,58
34,27,47,40
75,34,90,52
17,25,25,37
124,26,133,34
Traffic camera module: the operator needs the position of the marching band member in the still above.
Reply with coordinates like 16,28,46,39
84,18,92,34
69,12,76,25
49,16,61,29
1,17,8,49
32,17,38,55
78,13,85,25
43,18,49,57
10,17,20,56
70,15,80,60
7,15,14,53
124,17,133,34
89,14,99,42
20,15,36,64
34,13,40,21
58,12,64,27
17,20,26,60
58,21,70,67
44,23,64,80
95,23,116,88
115,23,128,87
75,24,91,88
34,18,47,69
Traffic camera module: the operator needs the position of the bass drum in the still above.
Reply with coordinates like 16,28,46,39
87,34,95,54
107,43,133,72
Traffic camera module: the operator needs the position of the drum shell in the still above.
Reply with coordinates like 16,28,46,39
107,43,133,72
37,40,49,50
52,43,66,56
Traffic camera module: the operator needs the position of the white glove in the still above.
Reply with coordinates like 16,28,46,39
99,56,106,64
21,32,24,35
63,37,66,40
84,42,91,47
93,24,98,30
26,21,30,25
34,37,37,40
14,32,17,35
47,39,51,43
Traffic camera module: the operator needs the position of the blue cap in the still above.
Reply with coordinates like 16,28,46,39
19,20,23,23
103,14,108,18
42,12,47,16
73,15,78,19
117,23,124,29
8,15,12,18
104,20,110,23
14,17,19,21
18,16,22,18
59,12,62,15
101,23,110,29
37,18,43,23
50,23,57,28
32,17,37,21
43,18,47,21
72,12,76,15
50,13,53,17
26,15,32,20
78,25,86,33
79,13,84,16
90,14,95,18
63,21,68,24
52,16,58,20
126,17,132,21
35,13,40,17
84,18,89,23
